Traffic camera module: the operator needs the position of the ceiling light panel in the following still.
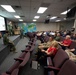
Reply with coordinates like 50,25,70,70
37,7,47,13
1,5,15,12
14,15,20,18
34,16,40,19
50,16,57,19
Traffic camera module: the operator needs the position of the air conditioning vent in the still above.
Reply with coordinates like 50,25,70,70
20,16,25,17
13,6,21,10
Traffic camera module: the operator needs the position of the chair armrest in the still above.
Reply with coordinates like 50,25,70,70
44,65,60,71
21,50,29,52
14,58,23,61
26,45,31,48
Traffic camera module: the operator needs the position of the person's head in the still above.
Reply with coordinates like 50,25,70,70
57,33,60,36
65,35,71,40
63,31,67,35
51,41,59,48
49,35,54,41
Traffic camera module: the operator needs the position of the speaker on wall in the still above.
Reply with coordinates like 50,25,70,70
44,19,50,24
66,6,76,18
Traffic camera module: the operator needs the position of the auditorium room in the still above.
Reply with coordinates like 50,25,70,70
0,0,76,75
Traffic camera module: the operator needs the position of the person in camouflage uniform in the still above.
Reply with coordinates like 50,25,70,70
3,31,17,53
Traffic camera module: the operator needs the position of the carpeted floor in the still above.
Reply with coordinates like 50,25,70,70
18,40,45,75
0,37,45,75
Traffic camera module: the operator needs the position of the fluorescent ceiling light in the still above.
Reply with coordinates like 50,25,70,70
34,16,40,19
50,16,57,19
19,19,23,21
14,15,20,18
37,7,47,13
56,20,61,22
61,9,71,15
1,5,15,12
33,20,37,22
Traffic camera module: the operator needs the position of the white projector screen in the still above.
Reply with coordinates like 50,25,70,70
0,16,6,31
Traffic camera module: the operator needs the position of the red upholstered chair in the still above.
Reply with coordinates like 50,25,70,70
52,49,69,68
47,60,76,75
1,73,9,75
2,69,19,75
18,52,30,68
46,49,69,75
11,69,19,75
6,61,21,74
18,52,26,58
57,60,76,75
47,49,69,68
69,41,76,49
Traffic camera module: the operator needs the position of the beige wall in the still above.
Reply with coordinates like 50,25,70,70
59,20,74,31
36,23,60,31
15,20,74,32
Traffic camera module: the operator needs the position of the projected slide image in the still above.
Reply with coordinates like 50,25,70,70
0,16,6,31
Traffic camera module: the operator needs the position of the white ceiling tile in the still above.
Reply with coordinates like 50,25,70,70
7,0,20,6
19,0,30,2
19,1,30,6
0,0,8,5
0,0,76,22
31,0,43,2
43,0,54,3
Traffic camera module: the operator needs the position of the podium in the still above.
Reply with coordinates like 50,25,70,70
14,29,20,35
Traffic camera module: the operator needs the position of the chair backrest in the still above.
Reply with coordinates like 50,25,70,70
69,41,76,49
58,60,76,75
19,52,26,58
53,49,69,68
60,36,65,41
11,69,19,75
44,35,49,42
19,52,30,68
6,61,20,74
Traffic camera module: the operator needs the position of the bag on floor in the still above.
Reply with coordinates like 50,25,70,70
31,61,38,69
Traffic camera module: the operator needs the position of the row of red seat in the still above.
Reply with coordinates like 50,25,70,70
1,36,37,75
45,48,76,75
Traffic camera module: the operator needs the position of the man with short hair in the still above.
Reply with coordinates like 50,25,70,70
59,35,72,50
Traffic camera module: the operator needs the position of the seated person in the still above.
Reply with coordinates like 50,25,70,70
58,35,72,50
3,31,17,53
65,49,76,62
41,41,58,56
36,41,59,63
36,31,42,36
55,32,61,41
38,35,55,50
62,31,67,37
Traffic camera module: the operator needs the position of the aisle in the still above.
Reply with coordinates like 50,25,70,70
0,37,29,73
18,40,44,75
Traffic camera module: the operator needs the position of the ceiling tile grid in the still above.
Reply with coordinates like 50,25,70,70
0,0,76,22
